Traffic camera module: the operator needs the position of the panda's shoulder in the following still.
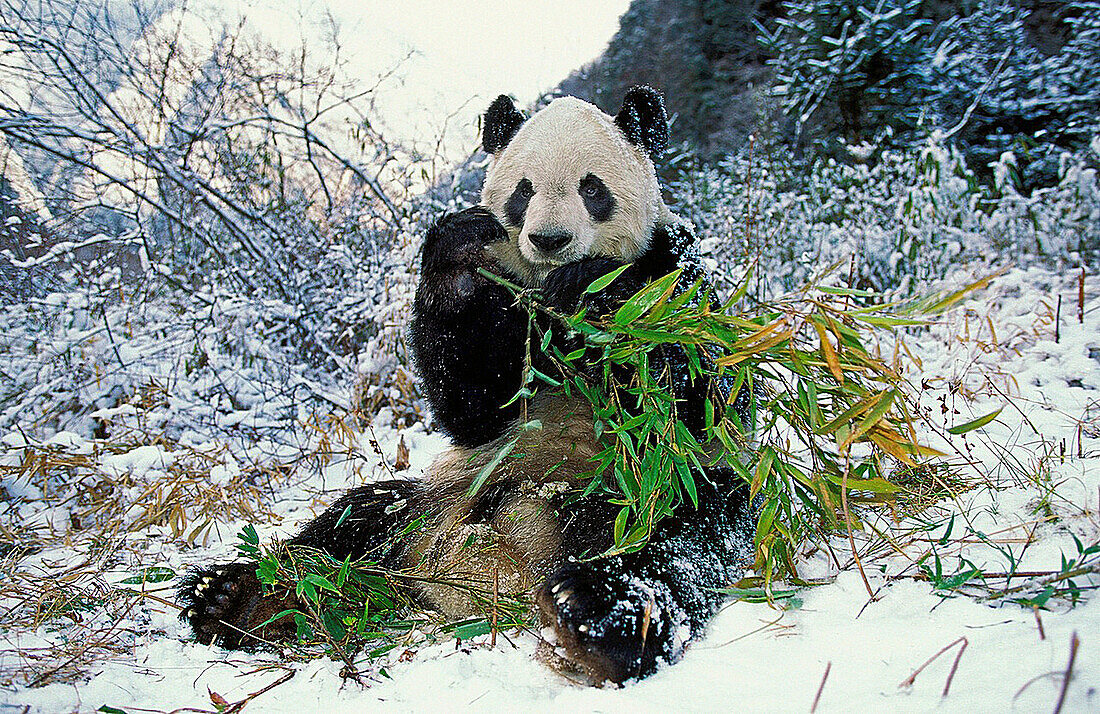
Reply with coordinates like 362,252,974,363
635,217,706,284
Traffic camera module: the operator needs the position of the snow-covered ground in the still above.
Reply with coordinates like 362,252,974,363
1,265,1098,713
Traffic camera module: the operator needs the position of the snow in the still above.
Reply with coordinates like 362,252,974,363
0,264,1097,712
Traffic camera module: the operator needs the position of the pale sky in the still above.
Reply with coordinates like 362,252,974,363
212,0,632,161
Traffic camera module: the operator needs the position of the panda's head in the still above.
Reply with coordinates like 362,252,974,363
480,87,671,286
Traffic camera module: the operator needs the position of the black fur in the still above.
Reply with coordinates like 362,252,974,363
483,94,526,154
409,208,528,447
579,173,616,222
544,466,752,681
614,86,669,159
504,178,534,228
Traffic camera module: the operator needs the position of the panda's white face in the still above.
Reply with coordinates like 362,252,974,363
481,97,668,286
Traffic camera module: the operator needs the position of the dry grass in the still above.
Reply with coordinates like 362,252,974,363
0,565,145,687
0,427,287,547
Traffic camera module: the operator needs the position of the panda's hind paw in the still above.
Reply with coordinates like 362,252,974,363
536,562,679,684
178,562,296,650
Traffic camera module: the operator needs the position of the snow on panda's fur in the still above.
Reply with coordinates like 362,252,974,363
180,87,754,684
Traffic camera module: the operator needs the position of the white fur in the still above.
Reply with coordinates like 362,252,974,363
482,96,672,286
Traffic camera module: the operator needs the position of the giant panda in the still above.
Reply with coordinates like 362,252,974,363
180,86,755,684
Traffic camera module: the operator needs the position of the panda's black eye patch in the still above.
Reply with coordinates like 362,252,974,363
504,178,534,228
579,174,615,222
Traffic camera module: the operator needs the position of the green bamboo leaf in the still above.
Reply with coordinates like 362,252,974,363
755,498,778,547
677,460,698,508
562,347,586,361
453,619,492,640
501,386,535,407
255,608,301,630
303,573,339,593
851,314,928,327
585,264,631,293
666,277,705,311
529,368,562,386
613,464,635,499
119,566,176,585
239,523,259,546
336,556,351,588
613,505,629,543
614,269,681,324
613,412,651,432
467,438,516,496
946,407,1004,435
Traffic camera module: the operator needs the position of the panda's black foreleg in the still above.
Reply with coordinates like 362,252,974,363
541,256,645,316
538,472,755,683
287,480,428,563
179,480,426,649
410,207,530,447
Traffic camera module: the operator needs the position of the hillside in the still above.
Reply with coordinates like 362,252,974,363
559,0,1100,188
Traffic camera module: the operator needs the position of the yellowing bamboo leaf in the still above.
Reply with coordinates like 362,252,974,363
731,319,786,351
840,389,896,450
813,319,844,384
915,270,1005,315
868,432,917,466
751,448,775,498
815,392,880,435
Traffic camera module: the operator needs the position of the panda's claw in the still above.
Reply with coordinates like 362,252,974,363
178,562,297,650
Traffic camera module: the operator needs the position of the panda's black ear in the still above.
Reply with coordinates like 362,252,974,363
483,95,526,154
614,86,669,160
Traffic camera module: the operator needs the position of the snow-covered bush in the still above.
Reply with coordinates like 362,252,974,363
762,0,1100,188
671,131,1099,297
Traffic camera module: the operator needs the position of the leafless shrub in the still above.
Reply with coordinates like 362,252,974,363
0,0,418,364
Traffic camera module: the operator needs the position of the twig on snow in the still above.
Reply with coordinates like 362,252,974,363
898,635,968,697
1052,631,1079,714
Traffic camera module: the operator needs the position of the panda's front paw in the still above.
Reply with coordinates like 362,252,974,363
178,562,297,650
423,207,508,270
542,258,637,316
418,207,510,314
536,562,682,684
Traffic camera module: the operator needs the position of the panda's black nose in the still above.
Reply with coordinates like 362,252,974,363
530,231,572,253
